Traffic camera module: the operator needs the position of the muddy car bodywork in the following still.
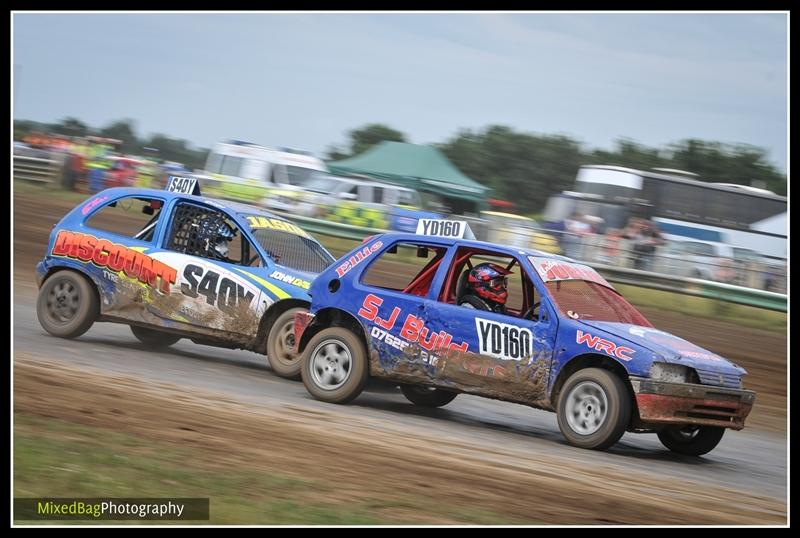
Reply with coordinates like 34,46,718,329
295,232,755,437
35,187,333,353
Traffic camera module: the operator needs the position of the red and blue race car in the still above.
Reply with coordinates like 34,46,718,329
35,176,335,378
294,220,756,454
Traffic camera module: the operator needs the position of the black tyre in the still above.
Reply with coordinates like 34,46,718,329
400,385,458,408
266,307,305,379
556,368,632,450
657,425,725,456
130,325,181,348
36,270,99,339
301,327,369,404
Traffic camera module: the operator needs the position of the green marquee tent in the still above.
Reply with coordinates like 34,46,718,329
327,141,490,207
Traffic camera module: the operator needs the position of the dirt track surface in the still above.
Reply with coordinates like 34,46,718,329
13,190,788,524
14,358,786,524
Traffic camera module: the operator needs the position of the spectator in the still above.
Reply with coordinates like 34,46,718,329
624,218,664,271
563,212,592,259
598,228,623,265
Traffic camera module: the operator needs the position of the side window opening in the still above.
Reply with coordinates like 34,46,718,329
85,196,164,241
372,186,385,204
165,202,256,266
439,247,538,320
360,242,447,297
219,155,245,178
272,164,288,184
396,189,418,206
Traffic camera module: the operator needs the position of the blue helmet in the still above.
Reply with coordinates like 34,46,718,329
196,215,236,261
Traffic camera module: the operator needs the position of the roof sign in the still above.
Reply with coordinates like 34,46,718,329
415,219,475,240
166,175,201,196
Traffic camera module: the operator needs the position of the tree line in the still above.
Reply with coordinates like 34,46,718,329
327,124,787,214
14,117,209,171
15,118,787,214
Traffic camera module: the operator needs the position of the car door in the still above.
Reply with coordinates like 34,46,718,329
149,200,268,338
418,247,558,404
352,238,452,377
72,194,172,323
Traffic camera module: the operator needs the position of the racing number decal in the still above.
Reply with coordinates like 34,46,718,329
181,264,255,314
475,318,533,361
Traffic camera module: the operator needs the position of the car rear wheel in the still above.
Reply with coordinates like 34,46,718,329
36,270,99,339
266,307,305,380
130,325,181,348
657,425,725,456
400,385,458,408
301,327,368,404
556,368,631,450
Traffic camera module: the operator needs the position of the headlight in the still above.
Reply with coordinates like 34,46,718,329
649,362,694,383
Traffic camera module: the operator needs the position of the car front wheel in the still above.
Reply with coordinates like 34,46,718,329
556,368,631,450
301,327,369,404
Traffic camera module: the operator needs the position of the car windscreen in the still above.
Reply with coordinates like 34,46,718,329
285,166,320,187
545,280,652,326
301,175,341,194
528,255,651,325
244,215,334,273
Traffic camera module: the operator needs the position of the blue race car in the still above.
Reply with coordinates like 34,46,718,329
293,220,756,454
35,177,335,379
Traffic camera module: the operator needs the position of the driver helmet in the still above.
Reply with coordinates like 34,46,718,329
466,262,512,306
196,216,236,260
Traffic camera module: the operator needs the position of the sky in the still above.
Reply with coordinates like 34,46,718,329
12,12,789,173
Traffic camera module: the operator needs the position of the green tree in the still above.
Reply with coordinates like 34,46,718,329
350,123,407,155
13,119,49,141
324,144,350,161
330,123,408,159
439,125,584,214
142,133,207,171
589,138,786,196
668,140,786,195
50,117,90,138
99,119,139,154
587,138,671,171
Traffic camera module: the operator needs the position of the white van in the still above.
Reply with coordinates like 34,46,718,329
199,140,328,202
275,174,422,217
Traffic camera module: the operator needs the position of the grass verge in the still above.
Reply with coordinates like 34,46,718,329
14,413,514,525
14,180,92,204
616,284,786,334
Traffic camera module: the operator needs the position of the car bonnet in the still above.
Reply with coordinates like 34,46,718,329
577,320,747,377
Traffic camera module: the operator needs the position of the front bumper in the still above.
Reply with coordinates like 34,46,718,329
630,377,756,430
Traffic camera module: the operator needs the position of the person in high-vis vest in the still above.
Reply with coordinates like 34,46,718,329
134,159,158,188
87,142,111,193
